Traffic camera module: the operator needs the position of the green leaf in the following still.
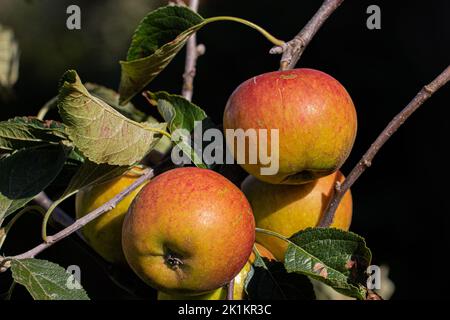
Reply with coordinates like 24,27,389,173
148,91,206,132
0,195,33,223
85,83,148,122
126,5,204,61
119,5,205,104
284,228,371,300
119,5,284,104
246,260,316,300
58,70,167,166
148,91,207,168
11,259,89,300
36,84,148,123
0,117,68,152
0,144,68,221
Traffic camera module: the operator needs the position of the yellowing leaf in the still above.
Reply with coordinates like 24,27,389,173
58,70,167,166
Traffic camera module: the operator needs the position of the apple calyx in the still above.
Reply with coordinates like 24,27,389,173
165,253,184,269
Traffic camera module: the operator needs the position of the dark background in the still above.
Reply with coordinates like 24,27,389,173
1,0,449,299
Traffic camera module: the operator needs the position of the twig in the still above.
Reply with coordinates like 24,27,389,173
181,0,205,101
0,168,155,267
319,65,450,227
227,278,235,300
270,0,344,70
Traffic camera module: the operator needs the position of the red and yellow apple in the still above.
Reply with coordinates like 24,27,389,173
122,167,256,296
75,166,148,265
223,68,357,184
241,171,352,260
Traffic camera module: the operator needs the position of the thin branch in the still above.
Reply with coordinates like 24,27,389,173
227,278,235,300
319,65,450,227
0,168,155,268
182,0,205,101
270,0,344,70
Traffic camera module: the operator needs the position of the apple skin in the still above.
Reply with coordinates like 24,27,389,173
75,166,148,265
223,68,357,184
157,243,275,300
241,171,352,260
122,167,256,296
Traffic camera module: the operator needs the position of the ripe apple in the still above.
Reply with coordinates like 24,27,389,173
241,171,352,260
223,68,357,184
75,166,148,265
157,243,275,300
122,167,256,296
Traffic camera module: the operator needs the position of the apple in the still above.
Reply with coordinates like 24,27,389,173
223,68,357,184
157,243,275,300
75,166,148,265
241,171,352,260
122,167,256,296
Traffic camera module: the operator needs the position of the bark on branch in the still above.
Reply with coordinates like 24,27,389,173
181,0,205,101
270,0,344,70
319,65,450,227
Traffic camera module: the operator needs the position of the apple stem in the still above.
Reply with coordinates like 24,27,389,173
319,64,450,228
269,0,344,70
33,192,76,231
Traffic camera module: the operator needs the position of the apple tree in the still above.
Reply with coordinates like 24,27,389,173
0,0,449,301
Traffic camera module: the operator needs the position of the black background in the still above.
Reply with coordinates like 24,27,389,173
1,0,449,300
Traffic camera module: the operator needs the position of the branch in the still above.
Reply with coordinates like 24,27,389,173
181,0,206,101
0,168,155,268
270,0,344,70
319,65,450,227
227,278,235,300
